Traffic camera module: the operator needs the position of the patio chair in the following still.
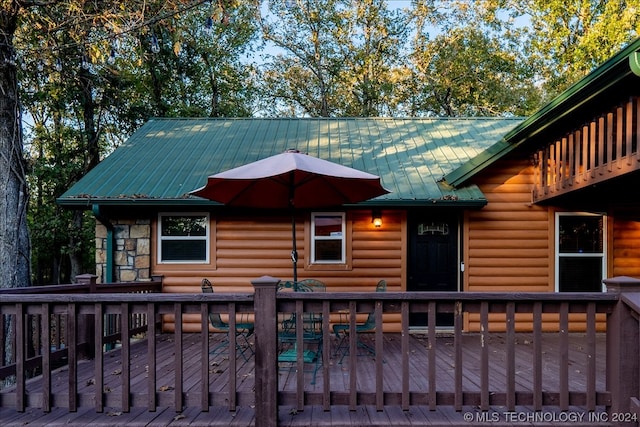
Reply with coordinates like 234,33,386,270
278,278,326,292
277,279,326,384
201,278,254,361
333,279,387,363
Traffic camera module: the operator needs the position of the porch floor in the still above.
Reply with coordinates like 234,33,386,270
1,332,610,426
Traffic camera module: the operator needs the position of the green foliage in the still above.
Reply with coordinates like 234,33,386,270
403,0,542,116
336,0,410,116
16,0,260,283
523,0,640,99
407,26,540,116
258,0,347,116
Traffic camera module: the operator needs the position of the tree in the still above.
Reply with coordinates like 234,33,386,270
521,0,640,99
18,0,140,283
17,0,260,283
335,0,409,116
406,26,540,116
258,0,347,117
258,0,413,117
135,1,259,118
6,0,640,288
403,0,540,116
0,1,30,289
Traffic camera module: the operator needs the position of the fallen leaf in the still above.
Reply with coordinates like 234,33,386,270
107,411,122,417
159,385,174,391
173,414,186,421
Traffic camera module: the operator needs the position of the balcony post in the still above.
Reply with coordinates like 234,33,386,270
604,276,640,420
252,275,280,427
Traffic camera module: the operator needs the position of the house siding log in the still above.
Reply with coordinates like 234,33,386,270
467,155,551,291
118,160,636,335
465,153,629,332
466,154,554,331
157,209,405,332
612,210,640,278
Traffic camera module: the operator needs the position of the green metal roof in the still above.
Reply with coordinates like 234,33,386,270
58,117,523,208
445,37,640,186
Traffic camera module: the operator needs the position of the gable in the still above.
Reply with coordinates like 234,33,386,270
57,117,523,208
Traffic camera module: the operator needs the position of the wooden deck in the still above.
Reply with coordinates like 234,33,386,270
1,332,610,426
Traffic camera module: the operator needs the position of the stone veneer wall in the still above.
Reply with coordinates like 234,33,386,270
95,218,151,283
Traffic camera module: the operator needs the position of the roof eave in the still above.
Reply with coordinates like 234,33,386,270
351,199,487,208
57,197,488,209
55,197,223,208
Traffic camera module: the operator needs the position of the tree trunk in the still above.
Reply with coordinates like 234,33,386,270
0,2,30,290
1,1,29,379
68,210,84,283
65,67,100,281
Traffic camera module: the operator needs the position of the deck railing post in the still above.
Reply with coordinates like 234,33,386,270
76,273,98,292
252,275,280,427
75,274,99,358
604,276,640,420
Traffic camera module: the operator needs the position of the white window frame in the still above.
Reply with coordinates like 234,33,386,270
158,212,210,264
310,212,346,264
554,212,606,292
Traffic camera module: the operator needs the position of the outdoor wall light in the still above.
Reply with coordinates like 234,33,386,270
372,210,382,228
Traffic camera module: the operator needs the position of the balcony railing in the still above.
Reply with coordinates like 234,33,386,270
1,275,639,426
532,96,640,202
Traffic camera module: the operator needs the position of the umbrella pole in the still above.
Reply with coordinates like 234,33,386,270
289,171,298,283
291,212,297,283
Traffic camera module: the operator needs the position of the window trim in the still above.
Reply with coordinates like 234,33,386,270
554,212,606,292
157,212,210,264
304,212,352,272
310,212,346,264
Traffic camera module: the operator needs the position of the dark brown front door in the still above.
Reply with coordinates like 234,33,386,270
408,212,459,327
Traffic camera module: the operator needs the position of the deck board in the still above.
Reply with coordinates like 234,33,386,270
1,332,610,426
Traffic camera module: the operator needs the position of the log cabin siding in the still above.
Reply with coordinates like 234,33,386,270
611,210,640,277
466,155,552,294
464,154,614,332
156,209,405,332
465,154,556,331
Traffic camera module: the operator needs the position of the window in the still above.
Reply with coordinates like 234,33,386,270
311,213,345,264
158,213,209,263
556,213,605,292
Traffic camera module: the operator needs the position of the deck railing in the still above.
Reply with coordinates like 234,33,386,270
0,275,162,395
2,276,640,426
258,277,619,424
0,291,255,413
604,277,640,422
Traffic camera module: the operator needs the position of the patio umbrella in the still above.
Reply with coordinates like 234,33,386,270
190,149,389,282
